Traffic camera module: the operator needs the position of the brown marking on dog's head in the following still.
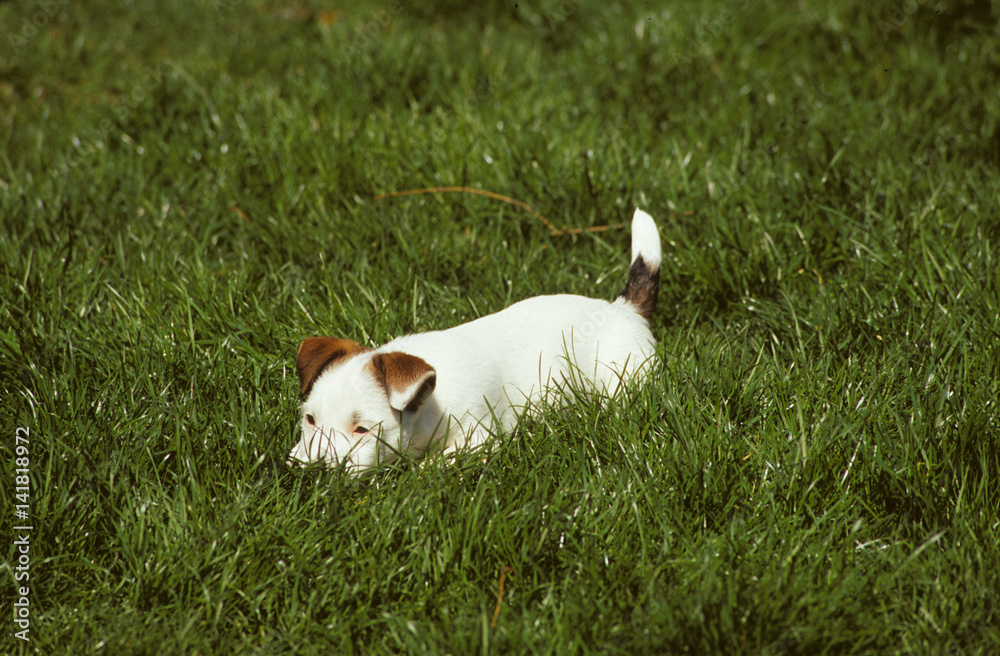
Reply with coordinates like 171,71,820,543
368,352,437,414
296,337,371,398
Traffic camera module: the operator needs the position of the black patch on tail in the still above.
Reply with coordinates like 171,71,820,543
618,257,660,320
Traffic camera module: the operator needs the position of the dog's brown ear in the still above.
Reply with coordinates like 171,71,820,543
369,352,437,414
296,337,369,397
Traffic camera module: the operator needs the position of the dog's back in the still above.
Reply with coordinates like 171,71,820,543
380,208,661,451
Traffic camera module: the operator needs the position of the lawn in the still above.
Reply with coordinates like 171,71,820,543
1,0,999,653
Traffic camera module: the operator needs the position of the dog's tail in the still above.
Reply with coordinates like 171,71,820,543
616,208,661,320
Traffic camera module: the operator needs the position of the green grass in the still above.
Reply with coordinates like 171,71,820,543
2,0,999,653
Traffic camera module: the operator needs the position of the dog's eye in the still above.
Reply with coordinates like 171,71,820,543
305,414,315,426
354,426,369,435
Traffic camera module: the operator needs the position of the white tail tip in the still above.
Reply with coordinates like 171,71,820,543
631,208,661,270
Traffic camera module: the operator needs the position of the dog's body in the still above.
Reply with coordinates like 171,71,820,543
290,208,661,473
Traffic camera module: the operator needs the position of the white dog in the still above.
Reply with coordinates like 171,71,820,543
289,208,661,473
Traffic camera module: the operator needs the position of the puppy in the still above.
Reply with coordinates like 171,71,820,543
289,208,661,473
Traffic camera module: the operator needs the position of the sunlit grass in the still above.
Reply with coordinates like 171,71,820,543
1,0,998,653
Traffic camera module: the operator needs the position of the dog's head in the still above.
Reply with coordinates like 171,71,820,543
289,337,436,472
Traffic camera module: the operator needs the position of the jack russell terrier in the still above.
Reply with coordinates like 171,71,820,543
289,207,661,473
